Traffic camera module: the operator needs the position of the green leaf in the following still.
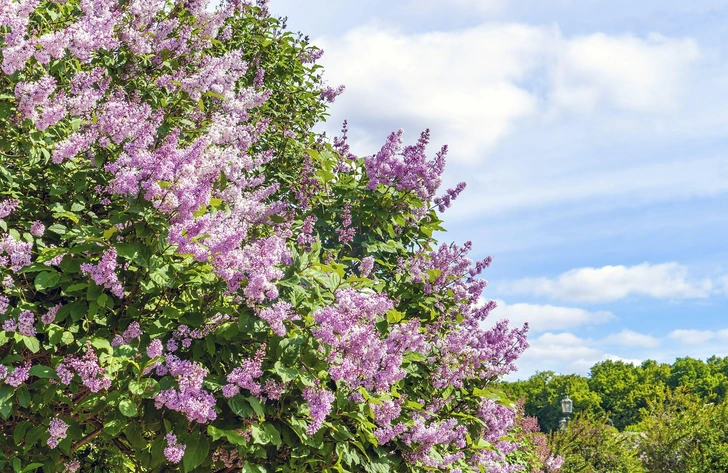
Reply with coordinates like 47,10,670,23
263,424,281,447
21,463,44,473
250,424,270,445
22,337,40,353
16,387,30,408
246,395,265,418
119,398,138,417
28,365,57,379
34,271,60,291
47,223,67,235
182,432,209,472
0,385,15,419
89,337,112,354
273,362,298,383
60,331,74,345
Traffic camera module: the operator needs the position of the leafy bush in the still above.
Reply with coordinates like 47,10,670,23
632,387,728,473
0,0,529,472
548,414,644,473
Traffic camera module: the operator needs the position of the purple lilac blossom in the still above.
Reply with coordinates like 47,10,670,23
257,302,299,336
0,234,33,272
302,386,334,435
0,295,7,314
0,199,19,219
47,418,69,448
360,256,374,278
7,361,31,387
336,202,355,245
56,345,111,392
17,310,35,337
80,247,124,297
63,460,81,473
41,303,62,324
154,355,217,423
163,433,186,463
223,344,265,398
147,339,163,358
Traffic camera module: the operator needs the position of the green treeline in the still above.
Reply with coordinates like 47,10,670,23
502,356,728,432
503,357,728,472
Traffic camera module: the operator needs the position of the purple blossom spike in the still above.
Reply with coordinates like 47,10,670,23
163,433,185,464
47,418,69,448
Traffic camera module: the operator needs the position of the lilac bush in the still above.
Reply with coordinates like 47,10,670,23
0,0,532,471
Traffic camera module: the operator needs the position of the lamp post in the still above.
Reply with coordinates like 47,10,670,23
560,395,573,431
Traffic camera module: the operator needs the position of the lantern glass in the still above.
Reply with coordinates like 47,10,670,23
561,396,573,414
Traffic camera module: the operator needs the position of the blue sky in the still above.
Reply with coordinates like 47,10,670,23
269,0,728,379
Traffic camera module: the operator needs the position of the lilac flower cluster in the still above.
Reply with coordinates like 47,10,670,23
320,84,345,103
257,302,300,337
111,321,143,347
56,345,112,392
41,304,62,324
433,181,467,213
0,199,19,219
29,220,45,237
163,433,186,464
401,415,468,469
365,129,446,207
313,289,422,392
302,385,334,434
371,399,408,445
6,361,31,387
0,234,32,272
472,398,519,469
168,313,232,350
297,215,317,249
63,459,81,473
47,418,69,448
0,296,8,315
360,256,374,278
154,355,217,423
146,339,164,359
432,320,528,389
222,344,265,398
336,202,355,245
80,247,124,298
6,310,36,337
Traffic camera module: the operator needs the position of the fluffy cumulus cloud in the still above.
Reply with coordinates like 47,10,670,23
512,331,606,377
668,329,728,345
499,262,714,303
489,300,615,332
550,33,700,113
602,329,660,348
317,23,701,162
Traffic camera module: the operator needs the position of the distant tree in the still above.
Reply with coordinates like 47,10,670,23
504,372,602,432
633,386,728,473
548,413,645,473
670,357,728,402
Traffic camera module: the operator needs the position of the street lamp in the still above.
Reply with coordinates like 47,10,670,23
560,395,573,430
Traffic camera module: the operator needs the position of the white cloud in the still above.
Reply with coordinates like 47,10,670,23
668,329,716,345
490,300,615,332
318,24,702,163
523,332,602,361
602,330,660,348
318,23,550,161
551,33,700,113
500,262,713,302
